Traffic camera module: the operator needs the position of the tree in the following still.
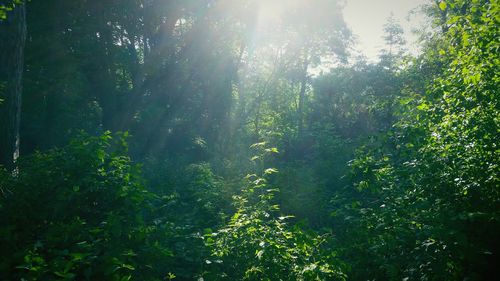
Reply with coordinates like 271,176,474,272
0,0,26,169
231,0,350,141
379,13,406,68
332,1,500,279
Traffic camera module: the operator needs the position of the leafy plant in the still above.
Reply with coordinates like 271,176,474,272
0,132,175,280
203,144,346,280
331,1,500,279
0,0,24,20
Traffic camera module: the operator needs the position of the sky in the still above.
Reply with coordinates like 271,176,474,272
343,0,429,61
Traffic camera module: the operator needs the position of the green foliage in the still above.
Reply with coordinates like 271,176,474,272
439,1,447,11
140,156,236,279
0,0,23,20
204,145,346,280
331,1,500,279
0,132,175,280
2,0,498,279
380,13,407,68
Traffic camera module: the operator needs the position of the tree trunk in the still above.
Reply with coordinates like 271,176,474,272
297,54,309,138
0,4,26,169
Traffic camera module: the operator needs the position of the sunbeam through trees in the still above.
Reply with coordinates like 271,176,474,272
0,0,498,280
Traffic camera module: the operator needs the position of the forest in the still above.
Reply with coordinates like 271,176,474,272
0,0,498,280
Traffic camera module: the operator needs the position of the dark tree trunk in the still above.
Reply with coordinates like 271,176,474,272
0,4,26,169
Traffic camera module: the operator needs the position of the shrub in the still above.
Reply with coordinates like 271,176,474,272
0,132,175,280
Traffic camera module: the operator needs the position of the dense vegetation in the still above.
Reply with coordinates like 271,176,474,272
0,0,498,280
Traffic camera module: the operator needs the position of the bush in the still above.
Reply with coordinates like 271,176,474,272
203,144,347,280
0,132,175,280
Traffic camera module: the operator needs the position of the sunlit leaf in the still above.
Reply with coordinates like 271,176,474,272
439,1,447,10
264,168,278,174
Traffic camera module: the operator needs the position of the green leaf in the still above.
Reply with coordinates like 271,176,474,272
120,263,135,271
439,1,447,11
250,142,266,148
417,103,429,111
265,147,279,153
256,249,264,259
264,168,278,175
